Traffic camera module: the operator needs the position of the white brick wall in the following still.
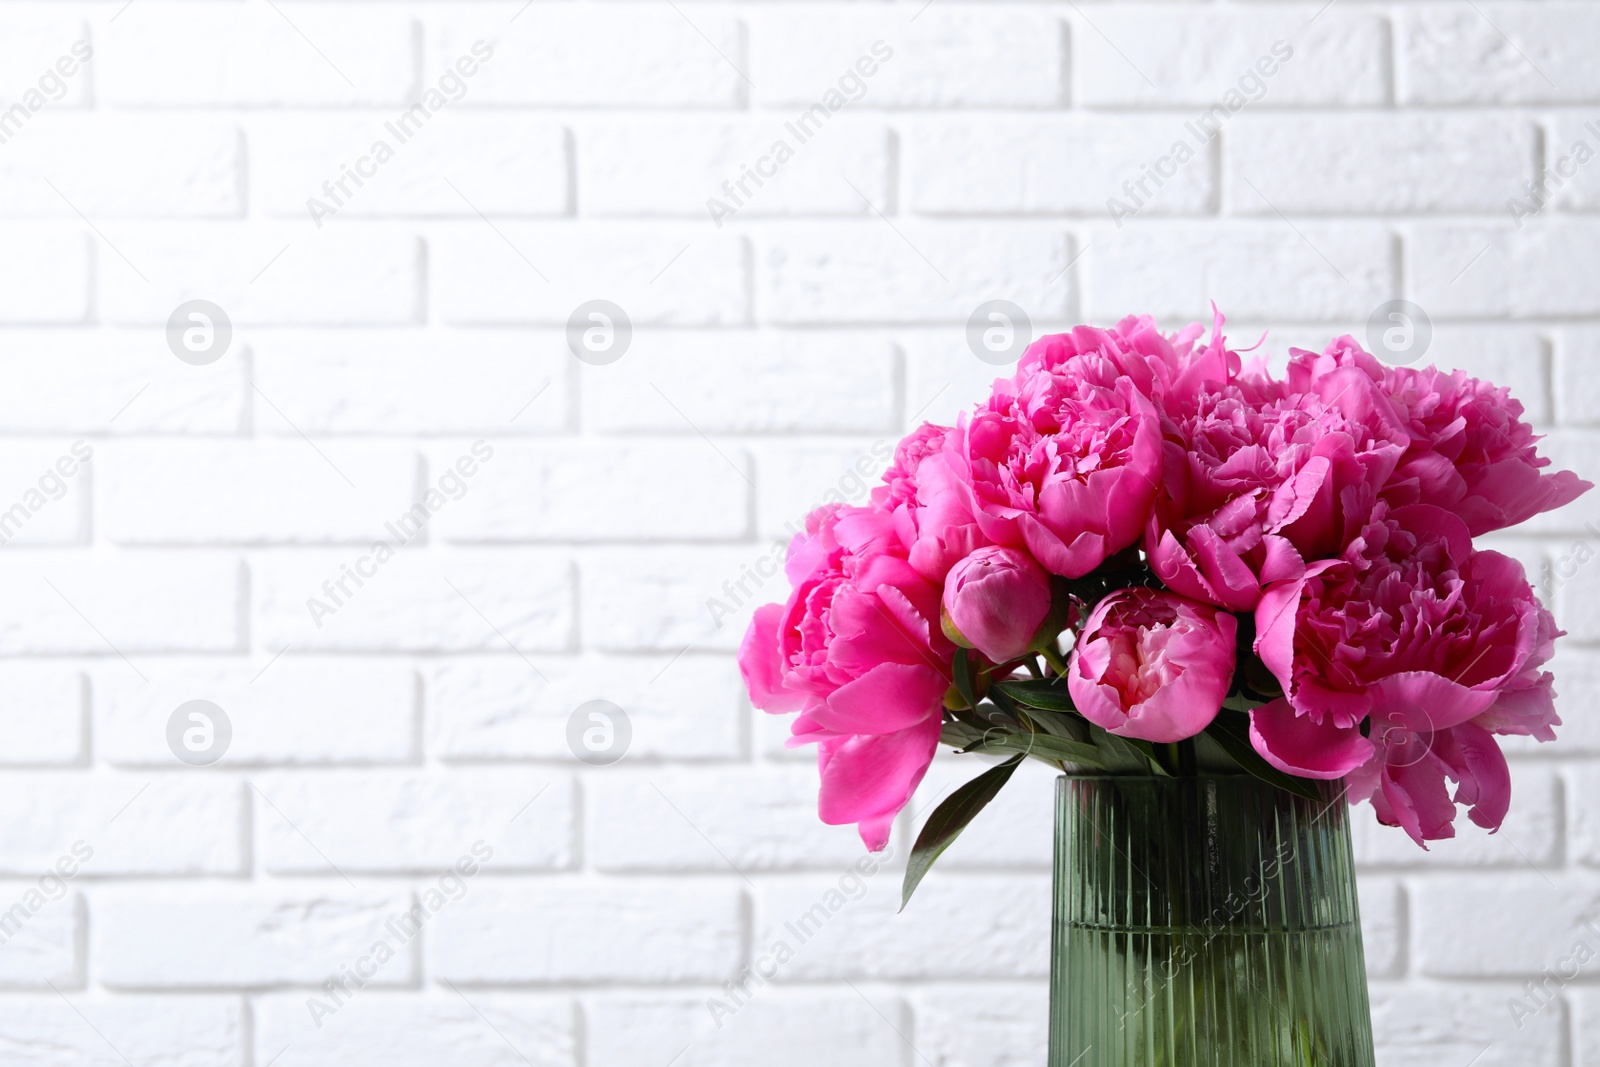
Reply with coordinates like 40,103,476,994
0,1,1593,1063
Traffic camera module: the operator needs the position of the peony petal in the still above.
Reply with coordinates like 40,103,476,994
739,604,806,714
1249,698,1374,779
809,661,947,736
815,716,943,851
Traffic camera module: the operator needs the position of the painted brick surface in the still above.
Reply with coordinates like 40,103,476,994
0,3,1594,1063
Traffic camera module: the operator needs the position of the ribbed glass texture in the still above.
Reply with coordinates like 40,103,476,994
1049,775,1375,1067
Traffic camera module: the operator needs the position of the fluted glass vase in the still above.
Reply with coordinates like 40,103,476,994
1049,774,1375,1066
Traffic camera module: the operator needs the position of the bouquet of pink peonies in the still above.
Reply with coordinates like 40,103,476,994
739,311,1591,904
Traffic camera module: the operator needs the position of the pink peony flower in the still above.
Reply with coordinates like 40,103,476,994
1147,368,1408,612
874,423,988,583
941,545,1053,664
1016,308,1238,411
738,503,953,851
935,355,1164,579
1287,338,1591,535
1248,502,1561,843
1067,587,1238,743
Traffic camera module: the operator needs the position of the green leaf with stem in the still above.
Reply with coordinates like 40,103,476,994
902,755,1023,910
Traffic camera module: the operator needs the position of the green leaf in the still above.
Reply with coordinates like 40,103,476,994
963,730,1106,767
993,679,1076,713
1086,725,1170,775
953,648,978,711
1205,710,1323,801
902,756,1022,910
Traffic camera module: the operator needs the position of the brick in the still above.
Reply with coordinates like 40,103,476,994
0,775,241,876
106,441,419,545
430,5,745,107
909,116,1216,216
95,886,416,988
581,548,758,653
1359,877,1406,979
0,996,243,1065
100,3,416,106
0,664,83,766
580,118,890,219
1088,222,1395,322
759,223,1075,324
1400,6,1600,105
430,442,749,542
0,117,241,218
1349,763,1559,868
426,655,744,763
257,771,573,874
0,226,87,323
0,12,90,110
911,986,1048,1067
253,115,568,220
590,767,859,873
1229,115,1532,214
1414,217,1600,315
1553,542,1600,641
248,330,570,435
254,550,573,653
755,872,1049,980
256,994,577,1067
750,8,1062,108
1407,223,1600,319
1415,872,1600,977
911,756,1056,869
1508,431,1600,536
97,661,416,767
1557,328,1600,427
1571,991,1600,1067
1562,765,1600,867
0,331,244,434
1544,115,1600,215
750,439,894,541
433,226,746,326
98,224,420,326
1076,10,1388,106
1371,986,1563,1067
587,995,905,1067
433,881,743,983
587,333,895,435
0,440,91,546
0,893,78,987
0,553,241,655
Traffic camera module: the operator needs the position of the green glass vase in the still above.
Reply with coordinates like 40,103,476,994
1049,774,1376,1066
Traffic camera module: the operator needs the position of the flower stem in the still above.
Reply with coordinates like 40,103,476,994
1040,646,1071,678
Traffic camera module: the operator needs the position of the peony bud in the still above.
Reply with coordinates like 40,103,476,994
941,547,1053,664
1067,587,1237,743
